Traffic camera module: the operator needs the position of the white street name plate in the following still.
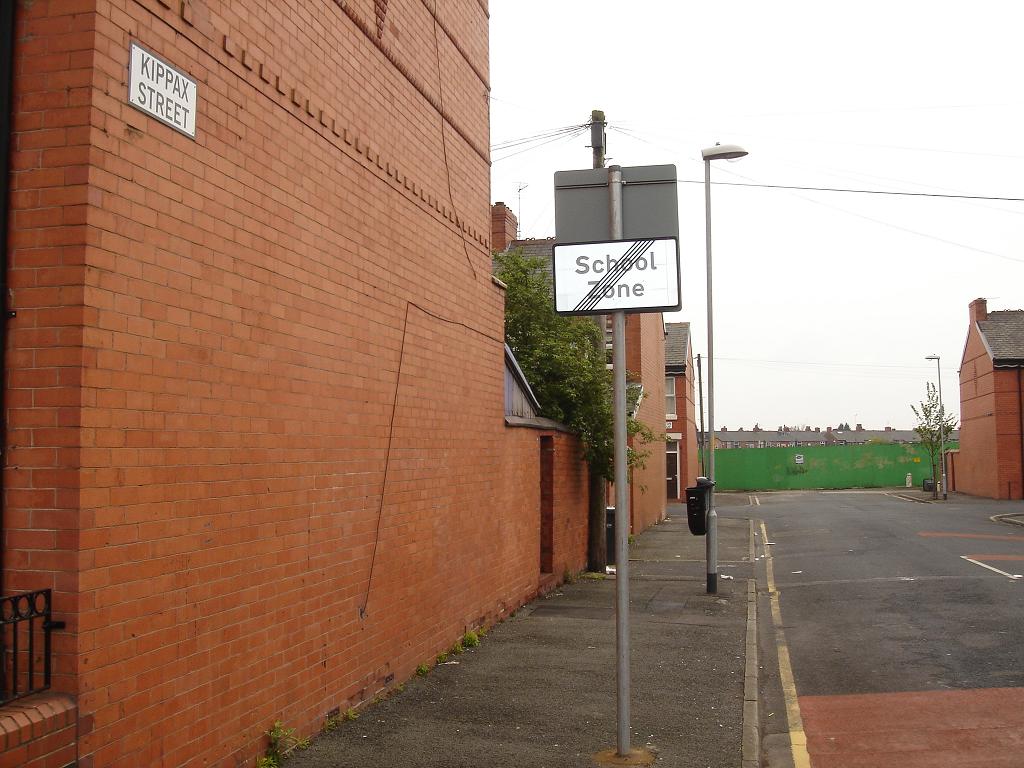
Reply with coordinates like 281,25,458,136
552,237,680,315
128,42,197,138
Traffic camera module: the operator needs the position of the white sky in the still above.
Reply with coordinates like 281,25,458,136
489,0,1024,430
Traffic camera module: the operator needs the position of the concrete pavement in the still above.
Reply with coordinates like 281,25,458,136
287,500,756,768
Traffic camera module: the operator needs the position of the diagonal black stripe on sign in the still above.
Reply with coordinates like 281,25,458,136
575,240,649,312
574,239,655,312
574,240,650,312
594,239,655,304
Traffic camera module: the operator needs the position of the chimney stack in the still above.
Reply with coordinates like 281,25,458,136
491,202,518,253
969,297,988,324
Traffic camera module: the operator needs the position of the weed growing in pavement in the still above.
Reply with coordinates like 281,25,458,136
436,651,449,664
416,663,430,676
321,713,342,734
450,640,465,655
258,720,309,767
342,707,359,722
462,630,480,648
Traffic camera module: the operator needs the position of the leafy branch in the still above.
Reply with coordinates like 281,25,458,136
495,248,656,480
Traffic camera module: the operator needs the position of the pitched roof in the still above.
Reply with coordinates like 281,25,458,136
504,343,540,414
978,310,1024,366
507,238,555,259
665,322,690,369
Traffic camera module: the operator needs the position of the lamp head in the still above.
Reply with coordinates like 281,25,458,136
702,143,748,161
925,355,940,361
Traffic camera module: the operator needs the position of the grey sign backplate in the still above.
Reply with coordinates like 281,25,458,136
553,164,679,243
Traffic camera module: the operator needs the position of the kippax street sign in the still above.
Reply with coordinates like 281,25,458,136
552,237,680,315
128,42,198,139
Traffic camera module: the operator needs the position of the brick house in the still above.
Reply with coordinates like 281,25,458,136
950,298,1024,499
0,3,591,767
495,230,667,533
664,322,698,501
624,303,669,531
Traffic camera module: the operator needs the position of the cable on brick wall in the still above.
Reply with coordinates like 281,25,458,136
360,301,502,619
430,0,478,280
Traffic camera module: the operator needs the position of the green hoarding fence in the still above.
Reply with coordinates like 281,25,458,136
706,443,956,491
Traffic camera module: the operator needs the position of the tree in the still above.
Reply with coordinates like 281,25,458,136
911,383,957,499
495,248,657,568
497,248,613,472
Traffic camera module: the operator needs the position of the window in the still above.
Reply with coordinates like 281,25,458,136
665,376,676,417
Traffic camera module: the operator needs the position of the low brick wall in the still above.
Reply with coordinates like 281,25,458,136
0,693,76,768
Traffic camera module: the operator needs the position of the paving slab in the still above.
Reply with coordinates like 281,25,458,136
288,506,754,768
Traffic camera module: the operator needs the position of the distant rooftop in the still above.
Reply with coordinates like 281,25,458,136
705,426,959,446
978,310,1024,367
505,238,555,259
665,322,690,370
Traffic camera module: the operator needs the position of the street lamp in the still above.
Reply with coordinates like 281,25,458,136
925,354,948,500
703,143,748,594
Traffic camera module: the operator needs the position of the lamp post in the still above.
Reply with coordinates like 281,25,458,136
702,143,747,594
925,354,948,500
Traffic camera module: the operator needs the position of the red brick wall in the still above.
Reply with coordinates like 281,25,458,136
666,347,699,502
500,427,589,584
993,367,1024,499
549,432,590,578
2,2,585,767
682,350,699,489
956,321,1024,499
626,314,666,532
0,693,77,768
956,323,997,497
5,0,92,702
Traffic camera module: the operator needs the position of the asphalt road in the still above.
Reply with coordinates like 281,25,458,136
753,490,1024,768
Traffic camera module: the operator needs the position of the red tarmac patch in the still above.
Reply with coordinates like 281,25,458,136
800,687,1024,767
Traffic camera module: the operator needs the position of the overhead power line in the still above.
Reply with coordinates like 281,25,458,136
677,178,1024,203
491,126,588,162
491,123,589,151
705,161,1024,265
604,125,1024,201
716,356,931,370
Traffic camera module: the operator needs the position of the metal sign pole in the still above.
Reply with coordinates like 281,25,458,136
608,166,631,757
704,158,718,595
553,151,677,766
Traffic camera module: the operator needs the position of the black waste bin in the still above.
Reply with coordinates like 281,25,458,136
685,477,715,536
605,506,616,565
922,478,935,492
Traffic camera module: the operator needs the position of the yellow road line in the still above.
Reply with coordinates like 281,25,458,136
761,520,812,768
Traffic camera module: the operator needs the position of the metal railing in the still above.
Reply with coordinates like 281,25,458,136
0,589,64,705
